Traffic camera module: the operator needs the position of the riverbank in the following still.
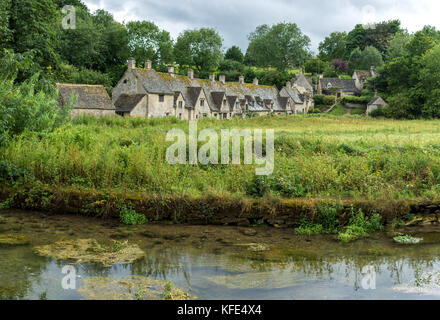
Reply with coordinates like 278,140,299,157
2,115,440,227
2,184,440,227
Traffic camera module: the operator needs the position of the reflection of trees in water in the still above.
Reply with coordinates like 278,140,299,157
0,247,50,300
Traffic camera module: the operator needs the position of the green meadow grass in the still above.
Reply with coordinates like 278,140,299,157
3,114,440,201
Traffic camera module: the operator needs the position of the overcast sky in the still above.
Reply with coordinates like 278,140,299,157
82,0,439,54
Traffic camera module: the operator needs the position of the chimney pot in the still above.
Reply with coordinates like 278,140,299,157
253,78,259,86
188,69,194,79
209,73,215,82
239,76,244,84
219,75,226,84
128,58,136,70
145,60,152,69
286,81,291,89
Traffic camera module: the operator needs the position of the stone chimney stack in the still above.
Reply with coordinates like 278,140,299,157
188,69,194,80
168,65,175,74
286,81,291,89
239,75,245,84
219,75,226,84
253,78,259,86
128,58,136,70
209,73,215,82
145,60,152,70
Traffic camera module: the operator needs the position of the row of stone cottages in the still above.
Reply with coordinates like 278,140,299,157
56,60,386,119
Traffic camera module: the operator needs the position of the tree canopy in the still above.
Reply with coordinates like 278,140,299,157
246,23,311,71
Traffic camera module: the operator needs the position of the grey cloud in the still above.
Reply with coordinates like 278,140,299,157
83,0,430,53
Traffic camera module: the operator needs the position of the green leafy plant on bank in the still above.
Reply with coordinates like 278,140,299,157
119,205,147,225
338,207,383,243
295,202,342,235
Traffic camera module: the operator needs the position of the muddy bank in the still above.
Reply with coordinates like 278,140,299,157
2,185,440,227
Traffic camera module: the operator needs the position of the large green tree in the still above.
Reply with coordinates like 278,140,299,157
246,23,311,71
126,21,174,68
318,32,347,61
7,0,61,69
174,28,223,72
225,45,244,63
385,31,412,61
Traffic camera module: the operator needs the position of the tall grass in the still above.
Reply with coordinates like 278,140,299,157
2,114,440,200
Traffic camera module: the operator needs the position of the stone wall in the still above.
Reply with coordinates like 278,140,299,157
71,109,115,118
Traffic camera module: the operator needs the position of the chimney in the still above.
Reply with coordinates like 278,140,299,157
219,74,226,84
168,65,175,74
188,69,194,80
209,73,215,82
145,60,152,70
319,74,324,79
128,58,136,70
286,81,291,89
253,78,259,86
239,75,244,84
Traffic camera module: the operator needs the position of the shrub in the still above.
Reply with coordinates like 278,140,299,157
119,205,147,225
341,96,371,104
338,208,383,242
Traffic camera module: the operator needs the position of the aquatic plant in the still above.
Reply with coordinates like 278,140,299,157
119,205,147,225
393,235,423,244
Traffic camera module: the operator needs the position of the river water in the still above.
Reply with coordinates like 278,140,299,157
1,210,440,300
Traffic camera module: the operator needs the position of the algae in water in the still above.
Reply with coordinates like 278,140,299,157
33,239,145,267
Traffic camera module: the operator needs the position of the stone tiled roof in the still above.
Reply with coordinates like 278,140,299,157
114,94,144,113
368,95,387,106
320,78,357,93
292,72,313,92
211,92,226,111
130,68,281,112
280,87,304,104
56,83,115,110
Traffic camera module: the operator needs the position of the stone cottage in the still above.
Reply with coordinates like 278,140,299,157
353,66,377,91
366,94,387,115
317,76,359,97
56,83,115,117
112,59,311,120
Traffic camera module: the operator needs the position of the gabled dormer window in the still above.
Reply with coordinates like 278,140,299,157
200,99,205,107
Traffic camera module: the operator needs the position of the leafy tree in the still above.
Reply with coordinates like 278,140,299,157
348,48,363,72
360,46,384,69
0,0,12,44
126,21,174,68
246,23,311,71
364,20,401,56
346,24,366,56
225,46,244,63
59,6,103,70
386,31,412,61
174,28,223,72
331,59,348,73
318,32,347,61
420,44,440,117
304,58,327,74
7,0,61,69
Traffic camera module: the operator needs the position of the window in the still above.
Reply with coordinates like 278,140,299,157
178,101,183,109
223,100,227,106
235,102,240,109
214,113,218,117
200,99,205,107
223,113,227,119
123,79,128,84
179,113,182,119
165,112,170,116
159,95,164,102
203,113,207,118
